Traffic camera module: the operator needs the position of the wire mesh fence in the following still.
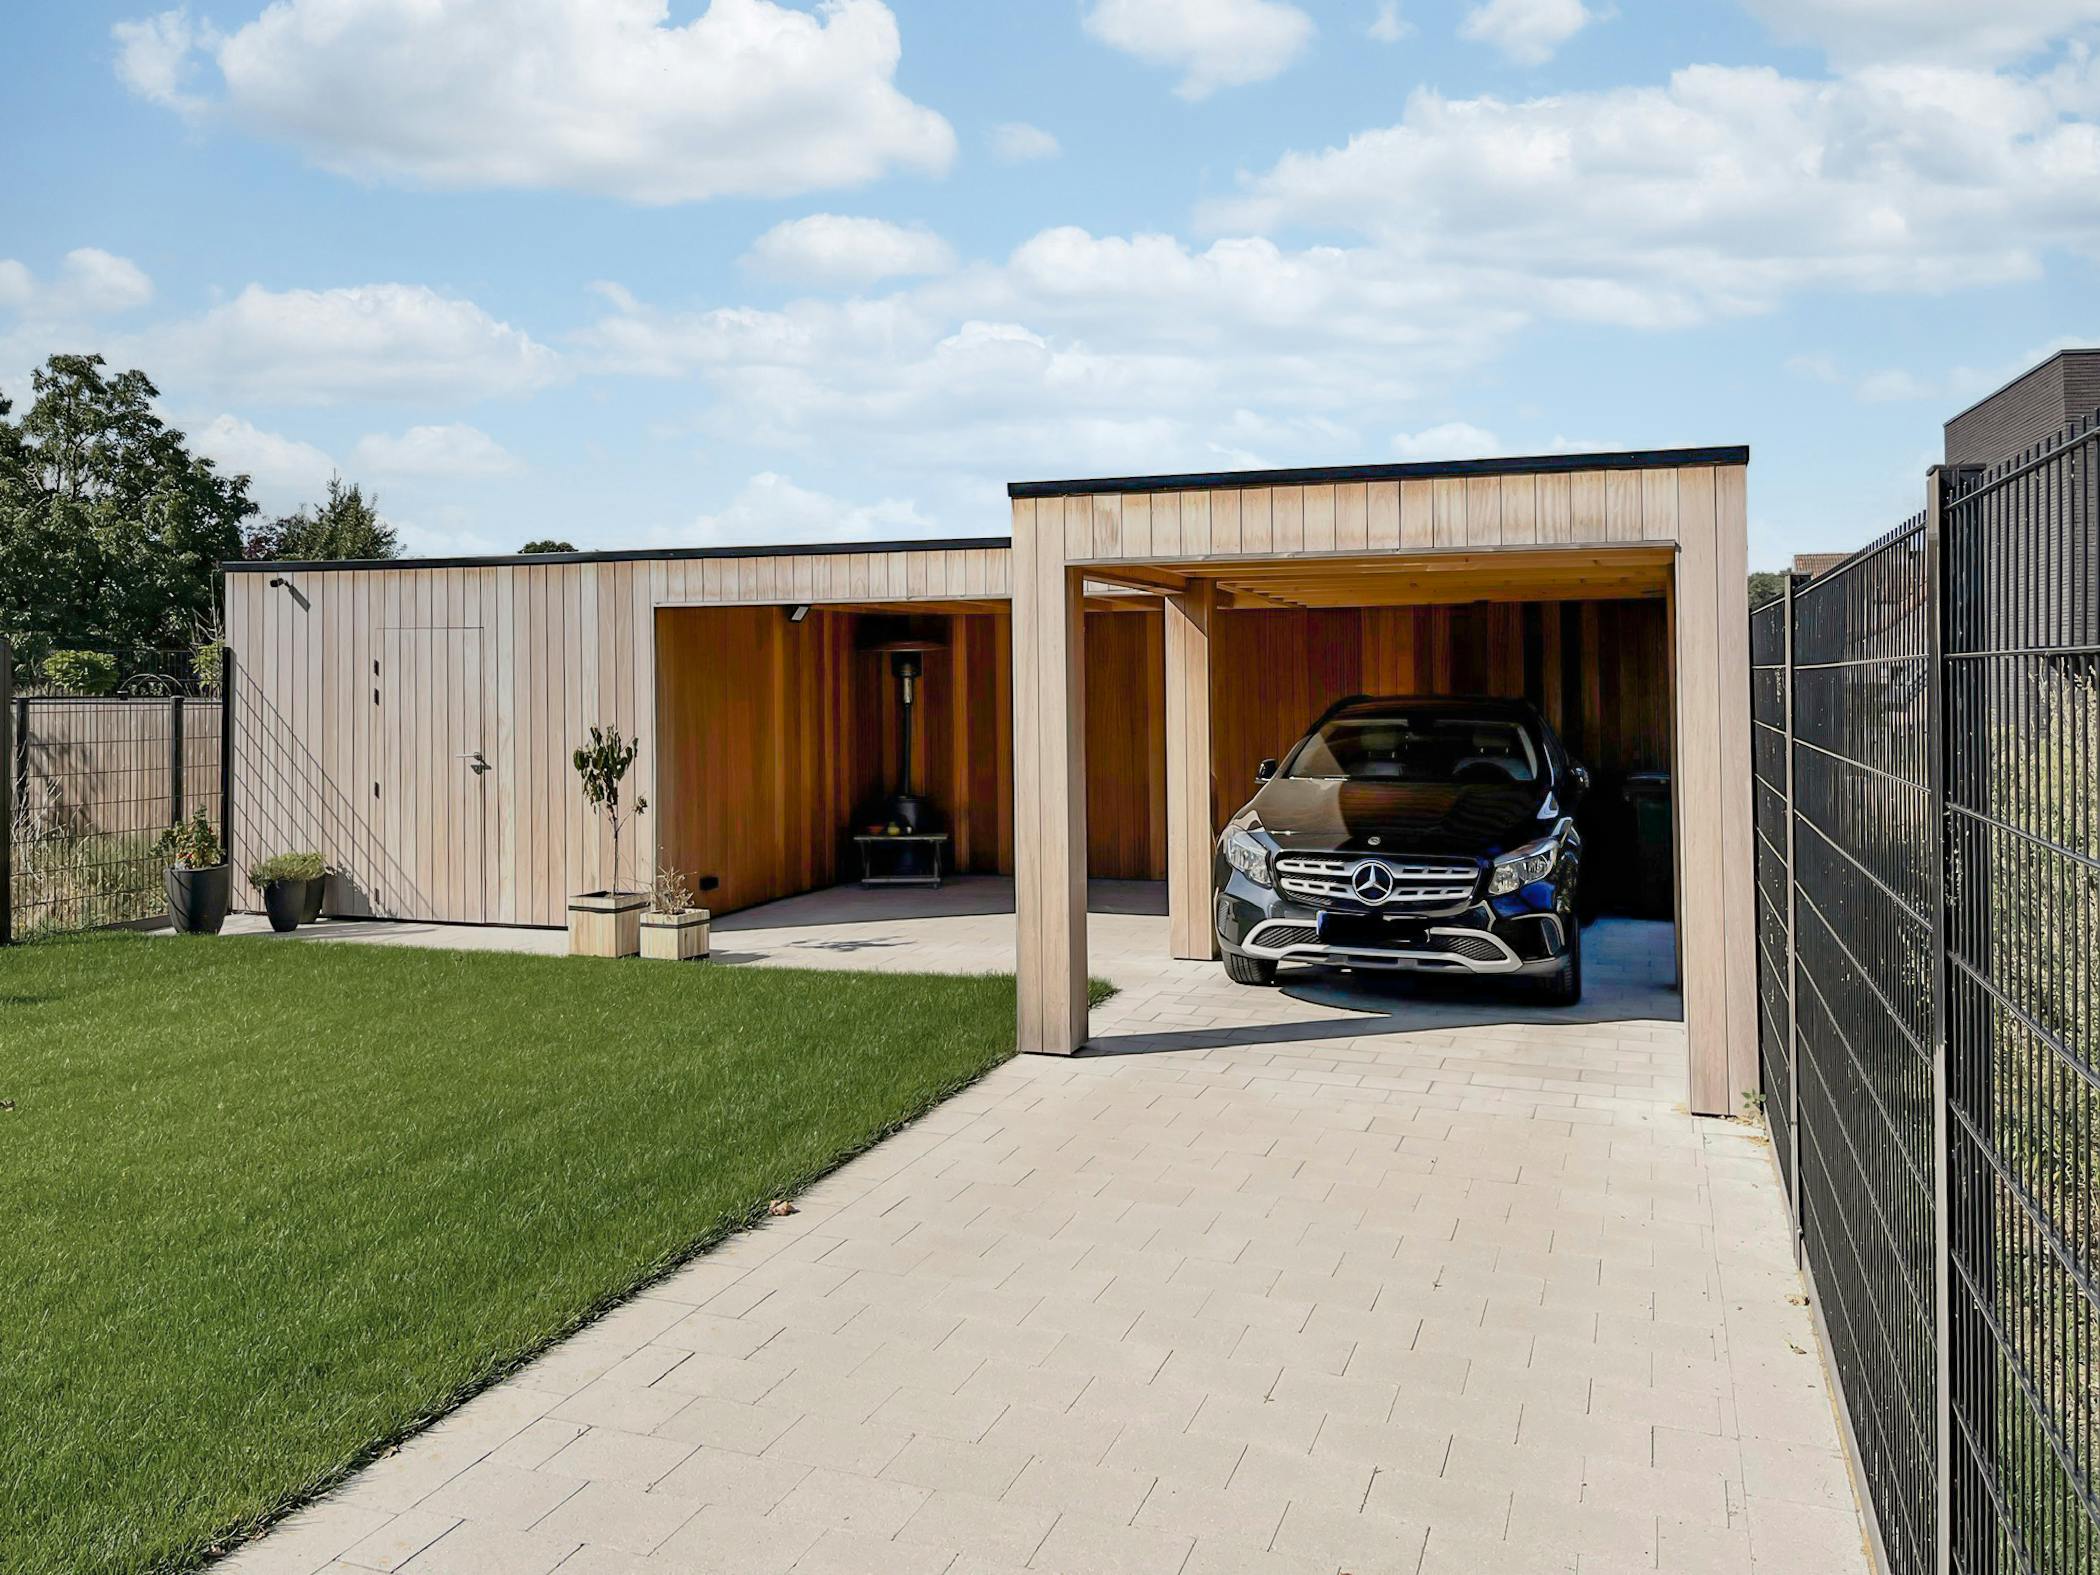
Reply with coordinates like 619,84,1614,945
3,642,229,940
1752,416,2098,1575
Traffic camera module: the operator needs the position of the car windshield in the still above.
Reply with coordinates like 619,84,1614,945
1287,713,1541,785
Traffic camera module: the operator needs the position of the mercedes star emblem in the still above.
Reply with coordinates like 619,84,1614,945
1350,862,1396,904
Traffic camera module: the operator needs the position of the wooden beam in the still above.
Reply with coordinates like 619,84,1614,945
1674,465,1730,1115
1165,582,1218,961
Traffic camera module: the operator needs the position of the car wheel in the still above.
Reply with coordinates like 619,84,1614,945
1223,949,1278,987
1536,919,1582,1006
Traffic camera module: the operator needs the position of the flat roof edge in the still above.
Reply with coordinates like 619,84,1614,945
222,534,1016,575
1942,347,2096,427
1007,445,1751,499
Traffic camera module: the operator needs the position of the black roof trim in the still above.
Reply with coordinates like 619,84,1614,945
222,534,1015,575
1007,446,1750,499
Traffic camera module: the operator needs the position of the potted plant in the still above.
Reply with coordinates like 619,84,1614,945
249,852,326,933
161,808,230,935
639,866,710,961
568,724,649,958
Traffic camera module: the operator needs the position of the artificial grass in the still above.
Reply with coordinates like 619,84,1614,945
0,932,1028,1575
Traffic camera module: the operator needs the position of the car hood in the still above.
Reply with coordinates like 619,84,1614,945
1245,776,1552,858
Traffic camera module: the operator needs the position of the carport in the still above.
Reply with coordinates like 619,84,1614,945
1006,451,1754,1114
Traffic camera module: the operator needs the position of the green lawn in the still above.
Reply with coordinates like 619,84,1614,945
0,932,1031,1575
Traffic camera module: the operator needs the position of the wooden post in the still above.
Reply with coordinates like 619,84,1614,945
1673,462,1743,1116
1165,581,1218,960
1714,463,1760,1110
1012,499,1089,1054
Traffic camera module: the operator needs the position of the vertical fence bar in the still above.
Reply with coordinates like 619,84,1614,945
1,639,12,947
219,647,235,872
169,694,185,827
1783,573,1803,1254
1925,467,1953,1575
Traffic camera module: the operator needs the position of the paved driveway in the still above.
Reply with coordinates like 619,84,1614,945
219,887,1868,1575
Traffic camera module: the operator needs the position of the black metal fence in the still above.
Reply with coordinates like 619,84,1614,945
2,641,232,941
1752,417,2098,1574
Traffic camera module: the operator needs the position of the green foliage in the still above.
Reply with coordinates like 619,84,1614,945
159,807,222,870
0,354,255,652
1,933,1019,1575
1748,570,1788,609
247,852,326,889
39,649,118,695
247,474,398,562
519,538,576,554
193,641,225,693
572,724,648,892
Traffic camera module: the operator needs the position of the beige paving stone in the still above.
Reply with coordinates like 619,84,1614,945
533,1480,702,1555
231,896,1866,1575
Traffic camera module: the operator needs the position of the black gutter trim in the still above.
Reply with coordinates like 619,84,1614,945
1007,445,1750,499
221,534,1016,575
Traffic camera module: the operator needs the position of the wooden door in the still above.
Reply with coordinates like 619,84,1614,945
376,628,487,922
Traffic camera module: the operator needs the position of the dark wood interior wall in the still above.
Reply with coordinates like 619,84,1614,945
657,605,1166,916
1210,599,1673,827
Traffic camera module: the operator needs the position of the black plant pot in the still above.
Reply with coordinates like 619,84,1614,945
166,864,231,935
299,874,326,924
261,879,305,933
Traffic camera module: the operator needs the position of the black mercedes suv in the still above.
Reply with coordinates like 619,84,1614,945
1214,696,1588,1003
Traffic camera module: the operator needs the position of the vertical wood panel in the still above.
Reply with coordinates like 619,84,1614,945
1302,484,1336,553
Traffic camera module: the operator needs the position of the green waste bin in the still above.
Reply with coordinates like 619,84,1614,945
1621,771,1673,919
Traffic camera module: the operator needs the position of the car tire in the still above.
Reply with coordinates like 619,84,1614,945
1223,949,1278,987
1536,919,1583,1006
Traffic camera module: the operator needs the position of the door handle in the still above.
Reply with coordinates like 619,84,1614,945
457,750,490,775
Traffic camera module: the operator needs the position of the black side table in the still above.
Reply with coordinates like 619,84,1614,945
854,833,948,889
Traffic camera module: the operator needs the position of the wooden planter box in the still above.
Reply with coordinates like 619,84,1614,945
640,908,711,961
568,891,646,957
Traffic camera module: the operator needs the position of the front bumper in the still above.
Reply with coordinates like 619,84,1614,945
1215,880,1573,977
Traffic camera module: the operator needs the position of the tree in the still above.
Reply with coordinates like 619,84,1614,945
1748,570,1788,609
520,538,576,554
0,354,256,654
249,474,399,561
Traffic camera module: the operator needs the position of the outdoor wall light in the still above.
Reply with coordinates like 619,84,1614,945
788,603,811,623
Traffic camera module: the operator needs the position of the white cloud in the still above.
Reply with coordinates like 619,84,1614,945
743,215,956,287
1459,0,1603,65
678,471,936,548
1741,0,2100,66
990,121,1061,161
1369,2,1411,43
131,283,561,405
1392,421,1501,459
353,423,520,477
112,7,211,112
114,0,956,204
1082,0,1316,99
1203,63,2100,323
0,248,154,317
191,414,337,507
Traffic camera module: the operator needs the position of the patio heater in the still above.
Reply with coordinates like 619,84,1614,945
854,621,948,886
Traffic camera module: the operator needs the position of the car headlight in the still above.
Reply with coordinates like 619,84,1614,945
1487,836,1558,895
1222,828,1273,888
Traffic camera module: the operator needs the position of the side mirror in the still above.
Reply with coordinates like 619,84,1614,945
1255,758,1279,783
1569,764,1591,802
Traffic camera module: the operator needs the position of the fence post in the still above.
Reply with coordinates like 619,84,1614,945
169,694,186,826
1,639,12,947
219,647,235,874
1924,468,1953,1575
1781,574,1802,1259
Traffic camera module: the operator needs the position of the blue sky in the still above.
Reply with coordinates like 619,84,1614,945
4,0,2097,568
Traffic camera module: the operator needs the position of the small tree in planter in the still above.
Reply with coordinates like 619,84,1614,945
639,865,710,961
160,808,230,934
568,725,650,957
249,852,326,932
